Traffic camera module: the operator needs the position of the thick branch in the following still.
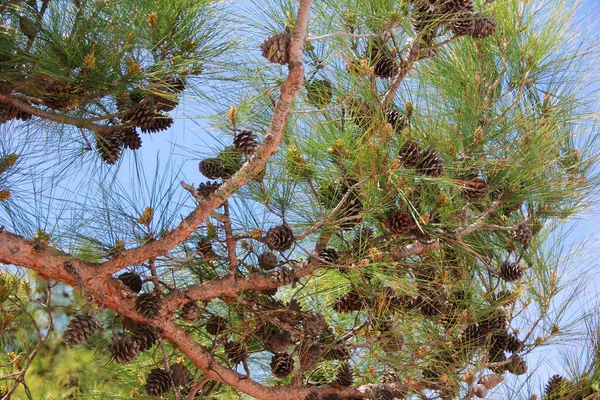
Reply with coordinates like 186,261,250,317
0,230,82,285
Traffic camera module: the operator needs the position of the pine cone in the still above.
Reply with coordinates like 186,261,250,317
260,31,292,65
43,78,74,110
449,9,475,36
471,13,496,39
197,181,221,198
205,315,229,336
118,272,143,293
463,323,486,347
506,355,527,375
488,345,507,371
199,158,226,179
506,334,524,353
264,327,292,353
167,76,186,93
490,331,509,351
152,79,181,112
545,375,571,400
479,374,504,390
412,2,437,34
398,140,422,169
64,314,102,345
123,318,159,351
271,266,295,285
440,0,474,14
371,387,395,400
305,78,333,108
170,363,190,387
373,56,399,78
181,301,203,322
415,147,445,177
491,289,516,306
302,313,326,338
196,238,217,260
145,368,173,397
515,224,534,245
380,368,400,383
480,311,507,334
121,127,142,150
334,362,354,386
500,261,524,282
258,251,278,270
233,129,258,156
473,383,488,398
217,146,242,178
270,352,295,378
333,290,366,313
386,109,407,132
110,337,140,365
140,112,173,134
318,248,339,264
266,225,295,251
460,178,489,200
135,293,161,319
225,340,248,365
153,93,179,113
300,343,322,372
385,210,416,235
420,299,446,316
128,103,156,129
96,132,123,165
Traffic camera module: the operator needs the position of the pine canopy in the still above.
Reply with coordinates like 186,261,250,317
0,0,599,399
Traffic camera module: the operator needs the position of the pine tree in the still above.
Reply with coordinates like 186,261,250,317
0,0,599,399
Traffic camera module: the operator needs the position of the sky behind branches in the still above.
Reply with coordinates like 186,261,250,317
2,0,600,398
82,1,600,396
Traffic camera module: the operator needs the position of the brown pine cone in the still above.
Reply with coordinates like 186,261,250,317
260,31,292,65
385,210,416,235
471,13,496,39
460,178,489,200
266,225,294,251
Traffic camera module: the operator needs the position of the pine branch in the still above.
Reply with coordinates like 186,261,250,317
97,0,310,278
0,94,125,135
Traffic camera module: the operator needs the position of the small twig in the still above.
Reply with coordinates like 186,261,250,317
187,376,209,400
306,30,390,42
180,182,228,223
222,202,238,276
0,94,125,134
148,258,161,295
259,181,285,220
295,178,367,242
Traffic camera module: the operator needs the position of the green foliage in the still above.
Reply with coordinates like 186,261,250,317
0,0,599,399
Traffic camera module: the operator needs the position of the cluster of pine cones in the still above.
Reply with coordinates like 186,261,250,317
413,0,496,41
197,129,259,189
95,78,185,164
